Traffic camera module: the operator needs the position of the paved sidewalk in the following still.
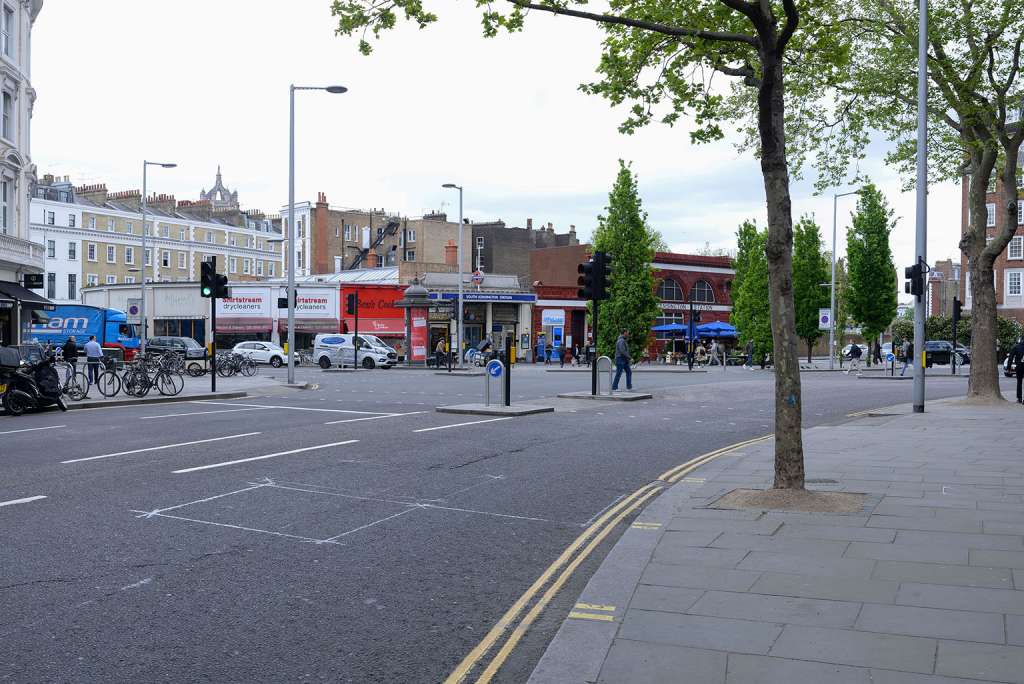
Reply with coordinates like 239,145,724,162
529,399,1024,683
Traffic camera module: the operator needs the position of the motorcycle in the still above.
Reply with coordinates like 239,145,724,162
2,352,67,416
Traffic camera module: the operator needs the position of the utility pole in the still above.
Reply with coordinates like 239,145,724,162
913,0,928,412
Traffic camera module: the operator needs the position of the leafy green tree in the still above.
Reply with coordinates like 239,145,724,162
331,0,852,488
592,161,661,361
846,185,898,352
792,216,830,362
833,257,851,363
731,220,772,363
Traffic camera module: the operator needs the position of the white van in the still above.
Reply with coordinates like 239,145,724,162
313,333,394,370
358,334,399,360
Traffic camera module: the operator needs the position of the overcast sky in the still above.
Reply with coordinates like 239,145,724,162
32,1,961,301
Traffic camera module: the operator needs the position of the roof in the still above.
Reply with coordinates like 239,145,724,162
423,272,523,291
264,268,400,286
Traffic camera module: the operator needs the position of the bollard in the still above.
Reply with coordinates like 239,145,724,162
596,355,613,395
484,359,506,407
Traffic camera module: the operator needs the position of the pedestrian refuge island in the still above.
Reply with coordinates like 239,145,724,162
435,339,554,417
557,354,653,402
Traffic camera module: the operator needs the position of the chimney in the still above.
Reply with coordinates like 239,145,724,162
146,192,177,214
316,192,328,208
108,189,142,211
444,239,458,266
527,218,533,230
177,199,213,221
569,224,576,238
547,222,554,233
75,183,109,205
366,252,379,268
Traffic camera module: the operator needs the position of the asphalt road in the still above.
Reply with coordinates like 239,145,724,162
0,365,1001,683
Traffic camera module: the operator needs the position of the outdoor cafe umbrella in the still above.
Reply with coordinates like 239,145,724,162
695,321,738,338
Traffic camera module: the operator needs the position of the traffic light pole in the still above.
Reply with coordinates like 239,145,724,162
210,256,217,393
353,291,359,371
912,0,928,413
591,297,599,396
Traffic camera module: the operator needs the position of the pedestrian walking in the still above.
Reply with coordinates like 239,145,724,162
845,339,863,376
62,336,79,372
1010,337,1024,404
611,329,633,391
558,343,566,368
873,340,882,366
435,337,446,368
744,339,754,369
84,335,103,386
695,344,708,367
900,339,913,376
572,344,580,367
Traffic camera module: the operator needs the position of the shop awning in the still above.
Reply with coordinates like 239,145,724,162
216,317,273,333
277,318,340,334
0,281,54,309
343,317,405,335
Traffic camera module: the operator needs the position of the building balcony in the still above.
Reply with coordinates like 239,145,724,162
0,232,45,272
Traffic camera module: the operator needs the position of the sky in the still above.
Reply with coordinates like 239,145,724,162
31,1,963,301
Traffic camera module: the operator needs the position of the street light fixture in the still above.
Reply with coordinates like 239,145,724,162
140,160,177,354
286,84,347,384
442,183,464,368
829,188,861,370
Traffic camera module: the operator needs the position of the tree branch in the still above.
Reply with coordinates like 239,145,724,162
777,0,800,53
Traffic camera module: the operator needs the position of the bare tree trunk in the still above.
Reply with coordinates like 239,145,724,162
807,340,813,363
758,54,804,490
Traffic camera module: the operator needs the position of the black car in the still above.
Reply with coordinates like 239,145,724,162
923,341,970,367
145,336,207,360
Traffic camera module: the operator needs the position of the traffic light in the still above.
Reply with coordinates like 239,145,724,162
904,261,924,299
953,296,962,322
578,259,596,299
214,273,230,299
346,293,358,315
595,252,613,301
200,259,215,298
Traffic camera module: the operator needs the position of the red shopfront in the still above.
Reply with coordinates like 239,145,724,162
340,284,407,353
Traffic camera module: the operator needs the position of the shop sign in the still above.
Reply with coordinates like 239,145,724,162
540,309,565,326
661,302,713,311
430,292,536,303
216,288,271,317
410,315,428,360
278,287,338,319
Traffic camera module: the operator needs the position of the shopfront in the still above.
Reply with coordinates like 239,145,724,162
340,284,406,351
215,287,273,349
0,281,54,346
278,286,340,350
427,291,535,361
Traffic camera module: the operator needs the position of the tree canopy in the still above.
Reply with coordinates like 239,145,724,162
730,219,772,362
791,216,830,361
846,184,899,344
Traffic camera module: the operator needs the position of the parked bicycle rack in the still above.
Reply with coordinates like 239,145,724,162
595,355,613,395
484,359,506,407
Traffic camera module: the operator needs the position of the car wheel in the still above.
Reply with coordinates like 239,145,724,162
270,356,283,368
318,356,332,369
361,357,375,369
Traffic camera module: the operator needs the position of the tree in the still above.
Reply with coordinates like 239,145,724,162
731,220,773,363
846,184,899,352
833,257,851,363
592,162,661,361
331,0,851,489
791,216,830,361
821,1,1024,401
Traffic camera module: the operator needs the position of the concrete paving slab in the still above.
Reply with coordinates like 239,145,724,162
936,640,1024,682
617,610,782,655
597,641,726,684
726,654,872,684
750,572,899,604
628,585,705,614
867,669,986,684
711,533,850,556
844,541,968,564
737,551,876,579
665,517,782,535
775,522,897,543
871,560,1013,589
689,590,861,628
896,582,1024,615
895,529,1024,551
556,391,654,401
969,548,1024,569
640,562,761,593
769,625,936,673
434,403,555,416
651,545,748,568
1006,614,1024,646
855,603,1005,643
527,618,619,684
866,515,983,534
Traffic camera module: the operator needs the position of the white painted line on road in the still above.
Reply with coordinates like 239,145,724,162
193,400,390,416
131,509,341,545
0,495,47,508
62,432,261,464
0,425,65,435
141,407,273,420
135,483,269,518
413,417,513,433
172,439,359,474
320,507,419,542
324,410,426,426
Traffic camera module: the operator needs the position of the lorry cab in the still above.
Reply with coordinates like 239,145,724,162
28,305,140,360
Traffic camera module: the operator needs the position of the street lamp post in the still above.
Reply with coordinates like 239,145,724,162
140,160,177,355
287,84,347,384
913,0,928,412
442,183,464,368
830,189,860,370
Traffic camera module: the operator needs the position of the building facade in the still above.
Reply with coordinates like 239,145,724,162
471,218,579,284
29,174,282,336
0,0,45,345
928,258,961,317
960,177,1024,324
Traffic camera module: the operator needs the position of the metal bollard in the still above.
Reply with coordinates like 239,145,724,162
596,355,613,395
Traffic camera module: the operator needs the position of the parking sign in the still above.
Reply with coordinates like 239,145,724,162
818,308,832,331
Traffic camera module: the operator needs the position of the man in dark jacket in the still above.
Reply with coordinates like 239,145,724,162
611,329,632,391
1010,337,1024,404
62,336,78,370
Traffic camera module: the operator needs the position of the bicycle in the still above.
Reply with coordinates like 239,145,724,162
94,357,122,398
54,357,89,401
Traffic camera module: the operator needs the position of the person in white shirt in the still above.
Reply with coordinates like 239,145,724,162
84,336,104,385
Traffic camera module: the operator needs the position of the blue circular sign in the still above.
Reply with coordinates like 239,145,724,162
487,360,502,377
886,353,895,362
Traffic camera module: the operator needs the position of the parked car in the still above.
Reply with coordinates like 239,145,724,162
232,341,288,368
313,334,394,369
146,336,207,360
358,334,399,364
923,340,970,367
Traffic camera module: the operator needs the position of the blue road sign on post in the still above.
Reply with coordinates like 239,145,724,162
886,353,895,362
487,360,503,378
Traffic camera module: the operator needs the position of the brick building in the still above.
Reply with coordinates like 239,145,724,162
472,218,579,284
530,244,591,355
928,258,961,317
651,252,735,356
960,176,1024,324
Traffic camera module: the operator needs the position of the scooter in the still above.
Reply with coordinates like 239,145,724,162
2,353,67,416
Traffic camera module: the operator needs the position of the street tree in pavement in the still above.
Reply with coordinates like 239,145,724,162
846,184,898,352
792,216,831,362
591,161,661,361
331,0,853,489
833,257,851,364
823,0,1024,401
731,220,773,365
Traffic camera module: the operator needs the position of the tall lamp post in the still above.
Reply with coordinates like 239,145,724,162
442,183,464,368
140,160,177,354
287,83,347,384
912,0,928,412
829,188,860,369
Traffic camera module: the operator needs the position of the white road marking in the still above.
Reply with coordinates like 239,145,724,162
0,425,65,435
192,401,390,416
141,407,273,420
0,495,47,508
62,432,261,464
321,507,420,542
132,510,340,545
413,417,513,433
120,577,152,591
324,411,426,425
172,439,359,474
135,483,269,518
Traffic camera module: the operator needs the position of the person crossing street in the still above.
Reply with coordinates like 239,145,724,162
845,339,863,376
611,329,633,391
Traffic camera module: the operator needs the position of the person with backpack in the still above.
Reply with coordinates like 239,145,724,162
845,339,863,376
900,339,914,377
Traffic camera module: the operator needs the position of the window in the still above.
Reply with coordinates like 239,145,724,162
298,252,304,269
125,222,133,234
408,229,416,243
987,203,996,227
124,276,134,285
1018,202,1022,225
2,5,13,58
68,242,76,260
106,245,115,263
206,231,214,244
161,224,169,238
1009,271,1022,296
45,211,54,225
376,227,383,239
68,215,76,228
0,180,7,233
335,226,339,238
404,249,416,262
475,236,484,248
1010,236,1024,260
88,216,96,229
243,258,250,275
161,250,170,268
124,246,134,265
689,280,715,303
87,243,97,261
46,240,54,258
178,252,186,269
106,275,116,285
46,272,55,299
87,274,98,287
179,229,186,241
268,262,275,277
344,224,352,241
2,91,11,140
230,235,237,247
67,274,76,300
144,248,151,267
229,257,237,274
658,278,683,301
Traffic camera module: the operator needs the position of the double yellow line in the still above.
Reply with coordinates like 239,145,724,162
444,433,773,683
